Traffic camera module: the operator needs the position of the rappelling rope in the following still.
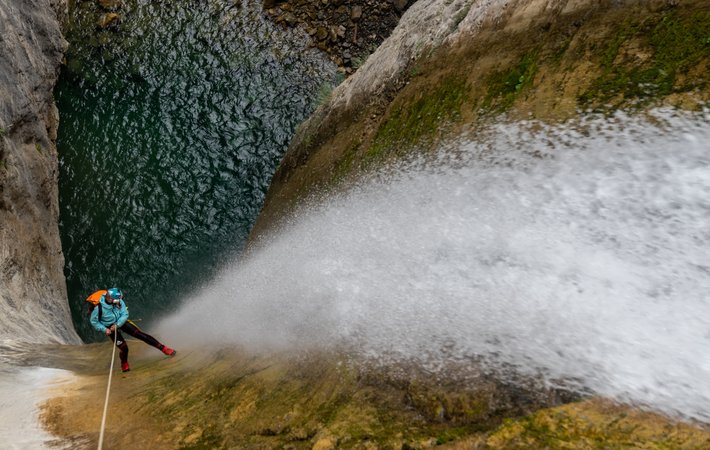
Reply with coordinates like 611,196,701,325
97,327,117,450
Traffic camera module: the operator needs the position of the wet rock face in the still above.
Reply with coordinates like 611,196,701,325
0,0,80,344
264,0,411,74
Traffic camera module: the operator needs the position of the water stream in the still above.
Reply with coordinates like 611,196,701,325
160,109,710,422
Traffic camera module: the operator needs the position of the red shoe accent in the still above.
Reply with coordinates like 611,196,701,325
161,346,176,356
121,362,130,372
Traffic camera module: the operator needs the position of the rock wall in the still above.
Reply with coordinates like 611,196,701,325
0,0,80,344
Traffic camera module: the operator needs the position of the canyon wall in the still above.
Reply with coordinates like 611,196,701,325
0,0,79,344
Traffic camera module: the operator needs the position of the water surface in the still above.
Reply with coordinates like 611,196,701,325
56,0,336,339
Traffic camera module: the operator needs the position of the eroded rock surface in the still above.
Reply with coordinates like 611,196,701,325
0,0,79,344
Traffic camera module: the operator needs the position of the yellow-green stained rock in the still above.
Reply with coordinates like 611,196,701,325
312,436,336,450
97,12,120,28
481,399,710,449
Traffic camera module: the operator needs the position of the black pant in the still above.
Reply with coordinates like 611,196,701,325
108,320,164,363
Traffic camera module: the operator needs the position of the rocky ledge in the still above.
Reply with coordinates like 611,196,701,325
263,0,411,74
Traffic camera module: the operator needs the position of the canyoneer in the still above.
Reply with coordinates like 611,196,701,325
88,288,176,372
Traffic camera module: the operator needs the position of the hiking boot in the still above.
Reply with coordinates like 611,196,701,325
121,362,130,372
161,346,176,356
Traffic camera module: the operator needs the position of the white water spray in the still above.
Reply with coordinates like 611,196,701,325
161,109,710,422
0,366,74,449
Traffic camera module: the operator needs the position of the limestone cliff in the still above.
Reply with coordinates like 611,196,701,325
0,0,79,344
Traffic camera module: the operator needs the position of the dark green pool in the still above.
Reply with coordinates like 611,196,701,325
56,0,336,340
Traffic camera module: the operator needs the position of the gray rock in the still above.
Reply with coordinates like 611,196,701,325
0,0,80,344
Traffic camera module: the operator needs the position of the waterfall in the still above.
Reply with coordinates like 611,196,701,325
161,108,710,422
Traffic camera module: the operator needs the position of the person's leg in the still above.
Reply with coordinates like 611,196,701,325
120,321,175,355
108,329,129,370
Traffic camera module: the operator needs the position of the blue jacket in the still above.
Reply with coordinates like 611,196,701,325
90,295,129,333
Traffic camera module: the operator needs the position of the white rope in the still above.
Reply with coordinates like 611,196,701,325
97,329,118,450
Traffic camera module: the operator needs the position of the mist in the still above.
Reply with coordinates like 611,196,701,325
158,109,710,421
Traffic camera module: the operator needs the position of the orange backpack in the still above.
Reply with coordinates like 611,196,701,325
86,290,108,318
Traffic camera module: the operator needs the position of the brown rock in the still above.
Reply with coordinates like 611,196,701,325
283,12,298,25
312,437,336,450
97,12,120,28
328,26,339,42
263,0,281,9
351,5,362,21
392,0,407,12
98,0,122,10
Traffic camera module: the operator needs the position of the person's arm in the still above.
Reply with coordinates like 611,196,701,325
116,300,129,327
90,305,108,333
